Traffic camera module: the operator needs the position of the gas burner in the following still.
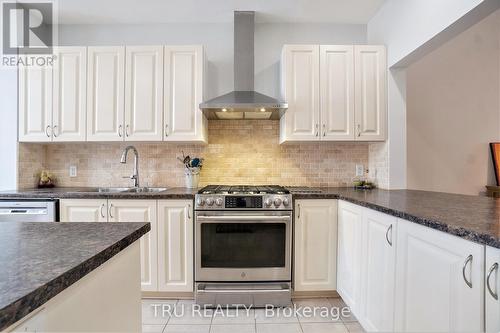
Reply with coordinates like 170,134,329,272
199,185,290,195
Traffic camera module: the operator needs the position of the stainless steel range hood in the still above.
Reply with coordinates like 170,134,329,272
200,11,288,120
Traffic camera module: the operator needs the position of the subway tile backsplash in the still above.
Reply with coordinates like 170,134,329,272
18,120,372,189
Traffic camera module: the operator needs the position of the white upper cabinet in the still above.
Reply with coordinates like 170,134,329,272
125,46,164,141
52,47,87,142
360,208,397,332
354,45,386,141
486,246,500,333
280,45,320,143
87,46,125,141
163,45,207,143
394,218,484,333
320,45,355,140
337,200,364,313
18,64,53,142
157,200,193,292
294,199,337,291
280,44,386,143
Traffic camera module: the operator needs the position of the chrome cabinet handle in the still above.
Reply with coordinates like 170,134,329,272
462,255,473,288
357,124,361,137
315,124,319,137
125,125,130,137
165,124,169,137
118,125,123,138
385,224,393,246
108,204,114,219
487,262,499,300
297,204,300,219
45,125,51,137
52,125,58,137
100,203,106,219
322,124,326,137
187,204,191,219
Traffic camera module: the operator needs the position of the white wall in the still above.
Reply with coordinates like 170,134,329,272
0,67,18,190
406,10,500,195
58,22,366,100
366,0,498,190
368,0,487,67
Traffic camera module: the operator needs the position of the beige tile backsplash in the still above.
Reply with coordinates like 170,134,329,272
18,120,372,189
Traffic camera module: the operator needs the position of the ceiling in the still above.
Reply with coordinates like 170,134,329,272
55,0,386,25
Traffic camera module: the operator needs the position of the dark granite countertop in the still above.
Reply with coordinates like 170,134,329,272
291,187,500,249
0,186,499,248
0,221,150,331
0,187,197,200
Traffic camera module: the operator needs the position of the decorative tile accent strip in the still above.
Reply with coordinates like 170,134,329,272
18,121,370,188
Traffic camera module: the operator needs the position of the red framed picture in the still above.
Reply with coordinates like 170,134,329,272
491,143,500,186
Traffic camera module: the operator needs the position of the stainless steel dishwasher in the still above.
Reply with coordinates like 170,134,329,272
0,199,58,222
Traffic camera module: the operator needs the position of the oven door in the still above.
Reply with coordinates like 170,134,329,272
195,210,292,282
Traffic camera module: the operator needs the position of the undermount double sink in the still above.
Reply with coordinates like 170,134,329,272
95,187,168,193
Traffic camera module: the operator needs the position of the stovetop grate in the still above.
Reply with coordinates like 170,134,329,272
199,185,290,195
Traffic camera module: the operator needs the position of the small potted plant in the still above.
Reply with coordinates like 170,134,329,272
177,151,204,189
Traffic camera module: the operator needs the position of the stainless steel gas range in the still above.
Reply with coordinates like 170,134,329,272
194,185,292,307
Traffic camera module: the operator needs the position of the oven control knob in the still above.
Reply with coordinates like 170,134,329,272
196,197,205,206
264,198,273,207
206,197,214,206
283,198,290,207
215,198,223,206
274,198,282,207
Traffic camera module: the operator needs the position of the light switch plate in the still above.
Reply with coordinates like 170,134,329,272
355,164,364,177
69,165,77,178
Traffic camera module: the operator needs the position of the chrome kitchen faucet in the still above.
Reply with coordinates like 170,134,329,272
120,146,140,188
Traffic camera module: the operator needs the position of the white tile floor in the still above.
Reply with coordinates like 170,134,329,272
142,298,366,333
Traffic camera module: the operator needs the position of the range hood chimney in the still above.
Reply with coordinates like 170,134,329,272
199,11,288,120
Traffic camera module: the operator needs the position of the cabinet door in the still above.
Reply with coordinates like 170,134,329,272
18,64,53,142
337,200,363,313
394,219,484,332
320,45,355,140
108,200,158,291
60,199,107,222
294,200,337,291
52,47,87,142
124,46,163,141
163,46,206,142
87,46,125,141
486,246,500,333
280,45,320,143
354,45,386,141
157,200,193,292
360,208,397,332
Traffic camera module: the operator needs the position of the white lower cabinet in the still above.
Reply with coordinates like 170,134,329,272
60,199,108,222
294,200,337,291
394,218,484,333
157,200,193,292
486,246,500,333
108,200,158,292
337,200,363,312
359,208,397,332
59,198,194,294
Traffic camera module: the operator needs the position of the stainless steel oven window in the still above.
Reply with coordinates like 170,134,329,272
195,211,292,282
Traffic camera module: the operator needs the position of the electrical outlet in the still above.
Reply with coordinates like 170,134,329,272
355,164,364,177
69,165,77,178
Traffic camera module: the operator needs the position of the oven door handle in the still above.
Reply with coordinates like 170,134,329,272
197,284,290,293
196,215,290,222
